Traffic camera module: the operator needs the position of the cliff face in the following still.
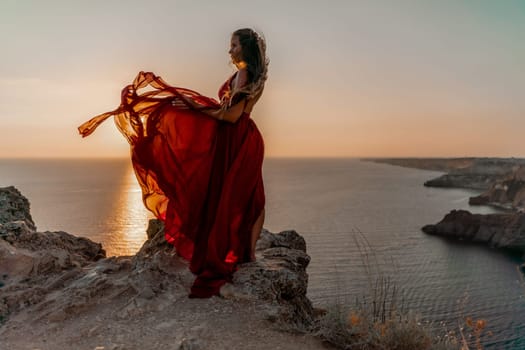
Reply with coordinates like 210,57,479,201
422,209,525,254
469,166,525,211
0,187,320,349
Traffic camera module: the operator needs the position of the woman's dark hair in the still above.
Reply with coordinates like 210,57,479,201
233,28,265,85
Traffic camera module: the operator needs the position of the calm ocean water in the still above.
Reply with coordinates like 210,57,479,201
1,158,524,348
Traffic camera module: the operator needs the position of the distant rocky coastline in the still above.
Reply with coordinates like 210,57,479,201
363,157,477,173
364,158,525,268
0,186,321,349
365,157,525,210
365,157,525,191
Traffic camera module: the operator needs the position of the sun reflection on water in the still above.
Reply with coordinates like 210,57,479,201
107,163,154,256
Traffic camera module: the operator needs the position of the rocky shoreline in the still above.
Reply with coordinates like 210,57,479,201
0,186,323,349
364,158,525,264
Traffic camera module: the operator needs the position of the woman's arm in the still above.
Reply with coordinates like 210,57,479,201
201,98,246,123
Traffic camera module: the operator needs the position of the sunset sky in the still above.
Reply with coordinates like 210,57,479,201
1,0,524,158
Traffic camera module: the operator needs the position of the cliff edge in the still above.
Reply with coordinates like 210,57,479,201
0,186,323,350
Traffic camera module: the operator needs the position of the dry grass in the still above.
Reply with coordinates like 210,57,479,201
313,232,489,350
315,291,460,350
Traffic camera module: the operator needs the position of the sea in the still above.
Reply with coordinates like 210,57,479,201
1,158,524,349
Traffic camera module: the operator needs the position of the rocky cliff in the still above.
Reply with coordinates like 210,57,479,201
0,186,322,350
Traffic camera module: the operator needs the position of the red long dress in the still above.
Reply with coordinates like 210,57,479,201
78,71,265,298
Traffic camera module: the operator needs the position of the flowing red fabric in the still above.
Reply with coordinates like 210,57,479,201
78,71,265,297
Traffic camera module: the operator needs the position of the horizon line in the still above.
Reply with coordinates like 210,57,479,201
1,155,525,161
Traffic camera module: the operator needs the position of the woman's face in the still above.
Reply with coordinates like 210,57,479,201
229,35,243,64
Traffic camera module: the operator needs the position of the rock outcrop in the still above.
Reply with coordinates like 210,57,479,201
0,186,36,231
228,229,313,326
0,186,316,349
469,166,525,211
422,209,525,254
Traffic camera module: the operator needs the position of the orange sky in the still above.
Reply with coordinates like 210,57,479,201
1,0,524,158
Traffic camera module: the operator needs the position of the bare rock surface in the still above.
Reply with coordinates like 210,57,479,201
0,187,323,350
422,209,525,254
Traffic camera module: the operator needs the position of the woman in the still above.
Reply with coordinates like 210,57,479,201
78,28,268,298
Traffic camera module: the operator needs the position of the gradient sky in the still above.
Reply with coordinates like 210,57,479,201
1,0,524,158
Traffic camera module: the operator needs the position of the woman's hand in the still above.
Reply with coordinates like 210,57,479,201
180,95,201,108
